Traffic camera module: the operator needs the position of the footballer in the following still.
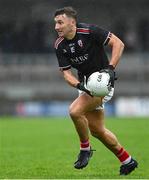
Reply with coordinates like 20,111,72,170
54,6,138,175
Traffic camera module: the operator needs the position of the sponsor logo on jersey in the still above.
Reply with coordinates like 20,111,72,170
70,54,88,64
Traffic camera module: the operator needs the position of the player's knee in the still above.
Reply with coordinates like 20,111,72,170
69,104,82,119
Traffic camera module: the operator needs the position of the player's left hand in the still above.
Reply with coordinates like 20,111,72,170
100,65,117,87
76,82,93,97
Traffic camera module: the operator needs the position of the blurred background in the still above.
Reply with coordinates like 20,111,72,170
0,0,149,117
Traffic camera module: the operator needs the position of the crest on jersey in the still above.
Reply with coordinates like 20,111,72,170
78,40,83,47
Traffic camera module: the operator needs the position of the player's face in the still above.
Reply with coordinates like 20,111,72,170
54,14,75,38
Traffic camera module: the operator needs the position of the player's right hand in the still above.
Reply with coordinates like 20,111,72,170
76,82,93,97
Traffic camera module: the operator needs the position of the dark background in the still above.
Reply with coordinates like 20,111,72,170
0,0,149,115
0,0,149,53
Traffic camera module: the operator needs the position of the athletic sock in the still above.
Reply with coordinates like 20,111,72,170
80,139,90,151
116,147,131,164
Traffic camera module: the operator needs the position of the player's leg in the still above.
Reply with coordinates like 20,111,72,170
86,109,138,175
86,109,121,154
69,93,103,141
69,93,103,169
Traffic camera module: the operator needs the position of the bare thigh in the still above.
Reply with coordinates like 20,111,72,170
69,93,103,115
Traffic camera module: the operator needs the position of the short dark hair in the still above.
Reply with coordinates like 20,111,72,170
54,6,77,21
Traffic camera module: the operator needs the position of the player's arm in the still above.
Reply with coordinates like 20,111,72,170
90,25,124,69
62,69,92,96
55,48,86,91
108,33,125,68
55,47,79,87
101,33,124,86
55,43,92,95
62,69,79,87
91,25,124,86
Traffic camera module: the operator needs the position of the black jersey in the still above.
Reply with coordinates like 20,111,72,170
55,23,111,78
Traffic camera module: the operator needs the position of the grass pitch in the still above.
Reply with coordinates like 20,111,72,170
0,116,149,179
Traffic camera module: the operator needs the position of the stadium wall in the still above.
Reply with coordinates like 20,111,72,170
13,97,149,117
0,53,148,116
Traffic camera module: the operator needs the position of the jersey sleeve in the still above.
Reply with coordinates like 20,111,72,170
90,25,112,46
55,48,71,71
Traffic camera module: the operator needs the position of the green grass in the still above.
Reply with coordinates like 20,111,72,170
0,116,149,179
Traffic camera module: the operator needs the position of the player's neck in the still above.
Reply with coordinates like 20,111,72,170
65,26,76,40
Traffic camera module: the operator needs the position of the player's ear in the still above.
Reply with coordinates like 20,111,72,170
71,18,76,25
